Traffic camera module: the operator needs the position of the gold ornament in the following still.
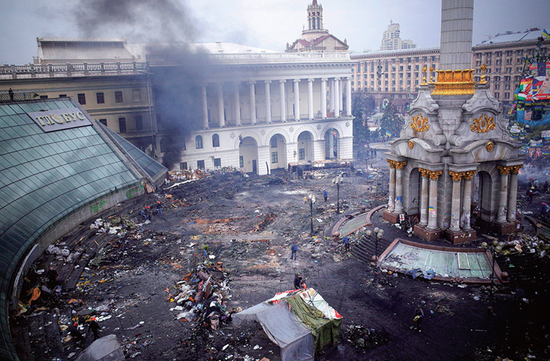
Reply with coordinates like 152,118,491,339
486,141,494,152
427,170,443,180
471,114,496,133
432,69,475,95
463,170,477,180
496,165,512,175
408,140,414,149
449,171,463,181
510,165,523,174
410,114,429,132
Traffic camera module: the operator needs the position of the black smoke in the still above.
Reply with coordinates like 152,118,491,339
71,0,221,169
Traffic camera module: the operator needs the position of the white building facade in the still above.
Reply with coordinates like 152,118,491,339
167,52,354,175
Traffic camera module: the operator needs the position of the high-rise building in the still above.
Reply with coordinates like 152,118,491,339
380,21,416,51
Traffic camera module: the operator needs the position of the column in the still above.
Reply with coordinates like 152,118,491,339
328,132,334,159
338,77,343,115
308,78,314,120
427,171,442,230
217,83,225,127
321,78,327,118
293,79,300,121
279,80,286,122
234,82,241,126
346,77,352,116
394,161,407,214
507,165,522,222
329,79,335,114
249,82,256,125
201,84,208,129
387,160,396,212
334,77,340,117
461,171,475,230
265,81,272,124
419,168,429,226
449,171,463,232
496,165,510,224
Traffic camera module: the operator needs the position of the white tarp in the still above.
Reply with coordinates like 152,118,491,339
75,334,124,361
233,300,314,361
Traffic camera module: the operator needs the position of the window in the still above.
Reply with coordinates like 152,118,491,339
516,50,523,56
506,51,512,56
506,58,512,65
115,91,123,103
517,67,523,73
59,94,67,98
180,162,187,170
239,156,244,168
504,92,510,99
118,118,126,133
505,84,511,90
270,137,277,148
212,134,220,147
495,92,500,99
494,83,500,90
486,60,491,66
504,76,511,82
96,92,105,104
78,93,86,104
476,60,482,66
485,52,492,58
299,148,305,160
494,76,501,82
197,160,205,170
271,152,278,163
195,135,203,149
133,89,141,102
99,119,107,126
495,68,501,73
506,68,512,73
486,76,490,81
40,95,48,99
495,51,502,57
496,59,502,65
475,53,482,58
516,58,523,64
214,158,221,168
135,115,143,131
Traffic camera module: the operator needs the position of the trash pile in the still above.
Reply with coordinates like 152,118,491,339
480,234,550,258
165,262,234,330
344,324,389,350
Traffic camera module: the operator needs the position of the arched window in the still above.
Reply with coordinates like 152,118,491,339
212,134,220,147
196,135,203,149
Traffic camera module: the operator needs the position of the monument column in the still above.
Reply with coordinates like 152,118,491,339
507,165,522,222
394,161,407,214
419,168,429,226
461,171,476,230
449,171,463,232
496,165,511,224
427,171,443,230
387,160,396,212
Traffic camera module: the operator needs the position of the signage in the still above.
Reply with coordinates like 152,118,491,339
28,108,92,132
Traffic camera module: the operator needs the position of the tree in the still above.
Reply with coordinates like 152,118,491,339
380,102,404,138
351,90,375,145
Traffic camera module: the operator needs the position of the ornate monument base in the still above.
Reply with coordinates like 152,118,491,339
476,219,521,235
413,225,442,241
382,210,399,224
443,229,477,244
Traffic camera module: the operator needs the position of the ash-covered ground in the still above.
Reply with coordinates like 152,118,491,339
10,154,550,361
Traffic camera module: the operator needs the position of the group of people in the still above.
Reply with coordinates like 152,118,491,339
140,201,163,222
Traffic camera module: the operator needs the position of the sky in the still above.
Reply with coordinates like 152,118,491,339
1,0,549,65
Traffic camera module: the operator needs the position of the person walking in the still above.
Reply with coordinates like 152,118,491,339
323,190,328,202
343,236,350,251
8,88,14,101
291,243,298,260
294,273,304,289
89,317,101,341
156,201,162,216
412,308,424,332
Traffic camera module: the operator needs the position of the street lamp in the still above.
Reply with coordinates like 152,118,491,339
332,175,343,214
481,240,502,286
305,194,316,236
375,229,384,258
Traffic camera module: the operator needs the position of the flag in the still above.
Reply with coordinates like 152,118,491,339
543,29,550,39
385,130,392,137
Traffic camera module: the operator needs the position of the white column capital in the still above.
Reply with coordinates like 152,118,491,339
265,80,272,84
308,78,314,82
294,78,301,83
249,81,256,85
279,79,286,84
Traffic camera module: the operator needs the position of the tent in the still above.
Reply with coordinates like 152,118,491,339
233,288,342,361
75,335,124,361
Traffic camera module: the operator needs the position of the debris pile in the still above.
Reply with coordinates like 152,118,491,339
344,324,389,350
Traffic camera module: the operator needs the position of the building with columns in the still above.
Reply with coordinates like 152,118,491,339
382,0,525,243
162,51,354,175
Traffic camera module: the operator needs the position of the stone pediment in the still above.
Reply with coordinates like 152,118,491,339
450,139,521,164
390,138,444,163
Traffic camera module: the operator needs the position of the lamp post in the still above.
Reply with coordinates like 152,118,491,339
305,194,316,236
482,240,502,286
332,175,343,214
375,229,384,257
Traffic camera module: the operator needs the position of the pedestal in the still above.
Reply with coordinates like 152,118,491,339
443,229,477,244
413,224,442,241
383,210,399,224
476,219,521,235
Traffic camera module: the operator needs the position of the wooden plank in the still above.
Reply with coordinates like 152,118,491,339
458,253,470,270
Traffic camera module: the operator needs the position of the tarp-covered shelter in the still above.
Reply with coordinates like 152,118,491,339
233,288,342,361
75,335,124,361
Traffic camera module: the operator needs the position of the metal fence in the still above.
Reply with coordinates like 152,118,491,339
0,62,148,80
